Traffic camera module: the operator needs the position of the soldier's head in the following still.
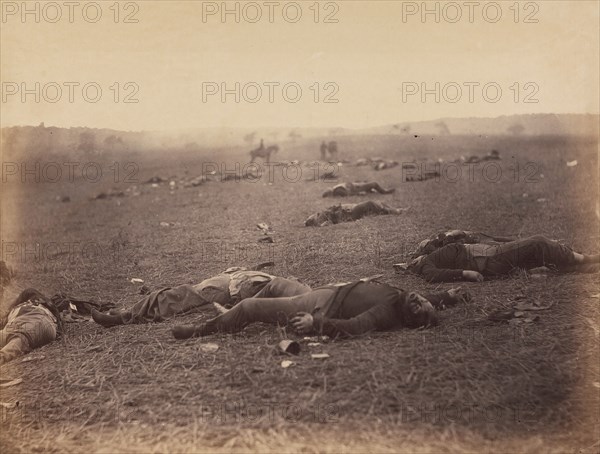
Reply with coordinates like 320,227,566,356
413,238,442,257
305,214,318,226
305,211,331,227
398,292,438,328
443,230,467,245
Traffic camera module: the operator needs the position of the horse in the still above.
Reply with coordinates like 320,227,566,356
250,144,279,163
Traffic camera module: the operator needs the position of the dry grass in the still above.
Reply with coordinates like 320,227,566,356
1,134,599,453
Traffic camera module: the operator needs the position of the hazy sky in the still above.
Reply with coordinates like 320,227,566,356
1,0,598,130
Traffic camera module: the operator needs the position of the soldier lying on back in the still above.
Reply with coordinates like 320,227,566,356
408,235,599,282
172,280,469,340
0,288,62,365
91,269,311,327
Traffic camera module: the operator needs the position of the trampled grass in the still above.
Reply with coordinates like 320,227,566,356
1,134,598,453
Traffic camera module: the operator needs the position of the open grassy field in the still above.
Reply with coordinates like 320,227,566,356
1,133,599,453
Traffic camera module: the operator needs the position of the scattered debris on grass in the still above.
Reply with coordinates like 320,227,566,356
126,185,141,196
257,223,272,234
281,360,294,368
130,278,144,284
302,336,330,343
488,299,554,324
278,340,301,355
257,223,274,242
199,343,219,353
311,353,330,360
566,160,578,167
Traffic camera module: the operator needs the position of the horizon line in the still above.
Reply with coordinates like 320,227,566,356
1,112,599,134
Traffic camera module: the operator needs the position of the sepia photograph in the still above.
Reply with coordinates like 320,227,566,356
1,1,599,452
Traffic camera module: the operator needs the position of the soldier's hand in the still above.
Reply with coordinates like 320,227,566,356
462,270,484,282
291,312,314,334
448,287,472,303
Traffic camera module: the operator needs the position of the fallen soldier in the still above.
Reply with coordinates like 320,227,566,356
407,235,599,282
91,269,311,327
0,288,62,365
410,229,514,258
172,280,469,339
401,163,442,182
355,157,399,171
405,171,441,182
463,149,501,164
92,188,125,200
305,201,405,227
483,150,501,161
322,182,395,198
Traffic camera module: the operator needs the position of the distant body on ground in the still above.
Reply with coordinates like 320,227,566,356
305,201,405,227
322,181,395,198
